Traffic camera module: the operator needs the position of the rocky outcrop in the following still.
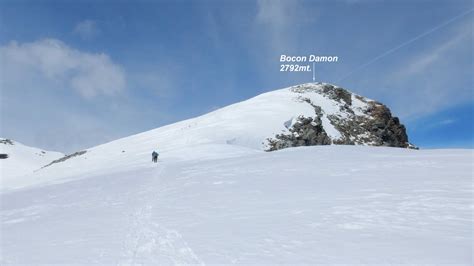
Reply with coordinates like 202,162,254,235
265,83,417,151
266,116,331,151
0,139,14,145
42,150,87,168
326,99,414,148
1,139,14,159
363,102,410,147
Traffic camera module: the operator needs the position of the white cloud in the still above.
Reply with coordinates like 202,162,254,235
0,38,126,98
74,20,100,39
0,38,183,152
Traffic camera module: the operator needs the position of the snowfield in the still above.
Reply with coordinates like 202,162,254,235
0,83,473,264
1,145,472,264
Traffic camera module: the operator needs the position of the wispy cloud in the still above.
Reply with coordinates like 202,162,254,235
345,16,473,121
251,0,320,87
0,38,126,99
256,0,291,26
384,19,473,119
255,0,318,53
129,69,179,99
437,119,456,126
74,19,100,40
394,23,471,78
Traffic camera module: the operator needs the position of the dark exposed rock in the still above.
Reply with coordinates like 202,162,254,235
42,150,87,168
320,84,352,106
328,101,415,148
0,139,14,159
0,139,14,145
363,102,410,147
267,83,417,151
266,116,331,151
291,83,352,106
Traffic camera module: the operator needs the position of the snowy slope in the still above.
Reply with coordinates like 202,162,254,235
1,146,472,264
1,83,379,189
0,83,472,264
0,138,63,183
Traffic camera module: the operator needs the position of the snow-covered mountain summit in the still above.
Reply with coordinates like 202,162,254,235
4,82,416,189
117,82,414,152
100,82,414,151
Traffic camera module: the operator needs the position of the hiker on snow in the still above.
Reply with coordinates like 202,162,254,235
152,151,158,163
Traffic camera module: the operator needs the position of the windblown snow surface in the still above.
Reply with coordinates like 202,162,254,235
1,84,473,264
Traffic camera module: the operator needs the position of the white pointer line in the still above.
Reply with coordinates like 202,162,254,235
312,62,315,81
336,8,474,83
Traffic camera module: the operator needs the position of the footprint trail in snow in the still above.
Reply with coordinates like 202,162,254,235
122,164,204,265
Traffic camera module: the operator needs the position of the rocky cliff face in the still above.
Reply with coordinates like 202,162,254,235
265,83,416,151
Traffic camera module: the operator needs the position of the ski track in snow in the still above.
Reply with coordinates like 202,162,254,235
122,163,204,265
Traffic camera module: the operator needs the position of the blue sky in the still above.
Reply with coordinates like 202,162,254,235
0,0,472,152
